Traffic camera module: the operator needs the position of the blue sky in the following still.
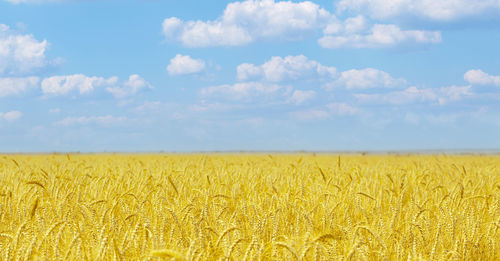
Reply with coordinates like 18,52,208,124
1,0,500,152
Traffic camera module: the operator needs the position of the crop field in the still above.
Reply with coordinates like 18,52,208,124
0,154,498,260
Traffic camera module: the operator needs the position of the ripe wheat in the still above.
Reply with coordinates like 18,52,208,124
0,154,498,260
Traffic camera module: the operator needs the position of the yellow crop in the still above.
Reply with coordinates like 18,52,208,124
0,154,498,260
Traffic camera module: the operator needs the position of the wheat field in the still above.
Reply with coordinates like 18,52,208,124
0,154,498,260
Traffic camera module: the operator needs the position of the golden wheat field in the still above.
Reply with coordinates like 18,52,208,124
0,154,498,260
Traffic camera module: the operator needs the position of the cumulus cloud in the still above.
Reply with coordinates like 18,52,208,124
237,55,336,82
438,85,473,104
355,87,432,104
200,82,292,102
336,0,500,21
0,76,39,97
237,55,405,90
331,68,406,89
41,74,118,95
0,110,23,121
161,1,449,49
40,74,151,98
54,115,127,126
355,85,472,105
106,74,152,98
319,20,442,48
287,90,316,105
464,69,500,86
162,0,333,47
0,24,52,75
166,54,206,75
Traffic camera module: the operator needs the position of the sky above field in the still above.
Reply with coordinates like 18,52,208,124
1,0,500,152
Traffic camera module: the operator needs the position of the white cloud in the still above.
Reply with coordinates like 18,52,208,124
0,76,39,97
287,90,316,105
106,74,152,98
0,24,51,75
237,55,336,82
41,74,118,95
54,115,126,126
464,69,500,86
166,54,206,75
236,63,262,81
355,87,434,104
0,110,23,121
322,15,368,35
200,81,292,102
237,55,402,89
336,0,500,21
162,18,253,47
41,74,151,98
319,20,441,49
437,85,473,105
162,0,333,47
355,85,472,105
161,1,447,49
330,68,406,89
203,55,408,109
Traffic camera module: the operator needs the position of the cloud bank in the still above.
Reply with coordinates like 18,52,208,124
162,0,332,47
237,55,405,89
162,0,440,49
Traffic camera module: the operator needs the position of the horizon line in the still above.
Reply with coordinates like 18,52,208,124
2,149,500,155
